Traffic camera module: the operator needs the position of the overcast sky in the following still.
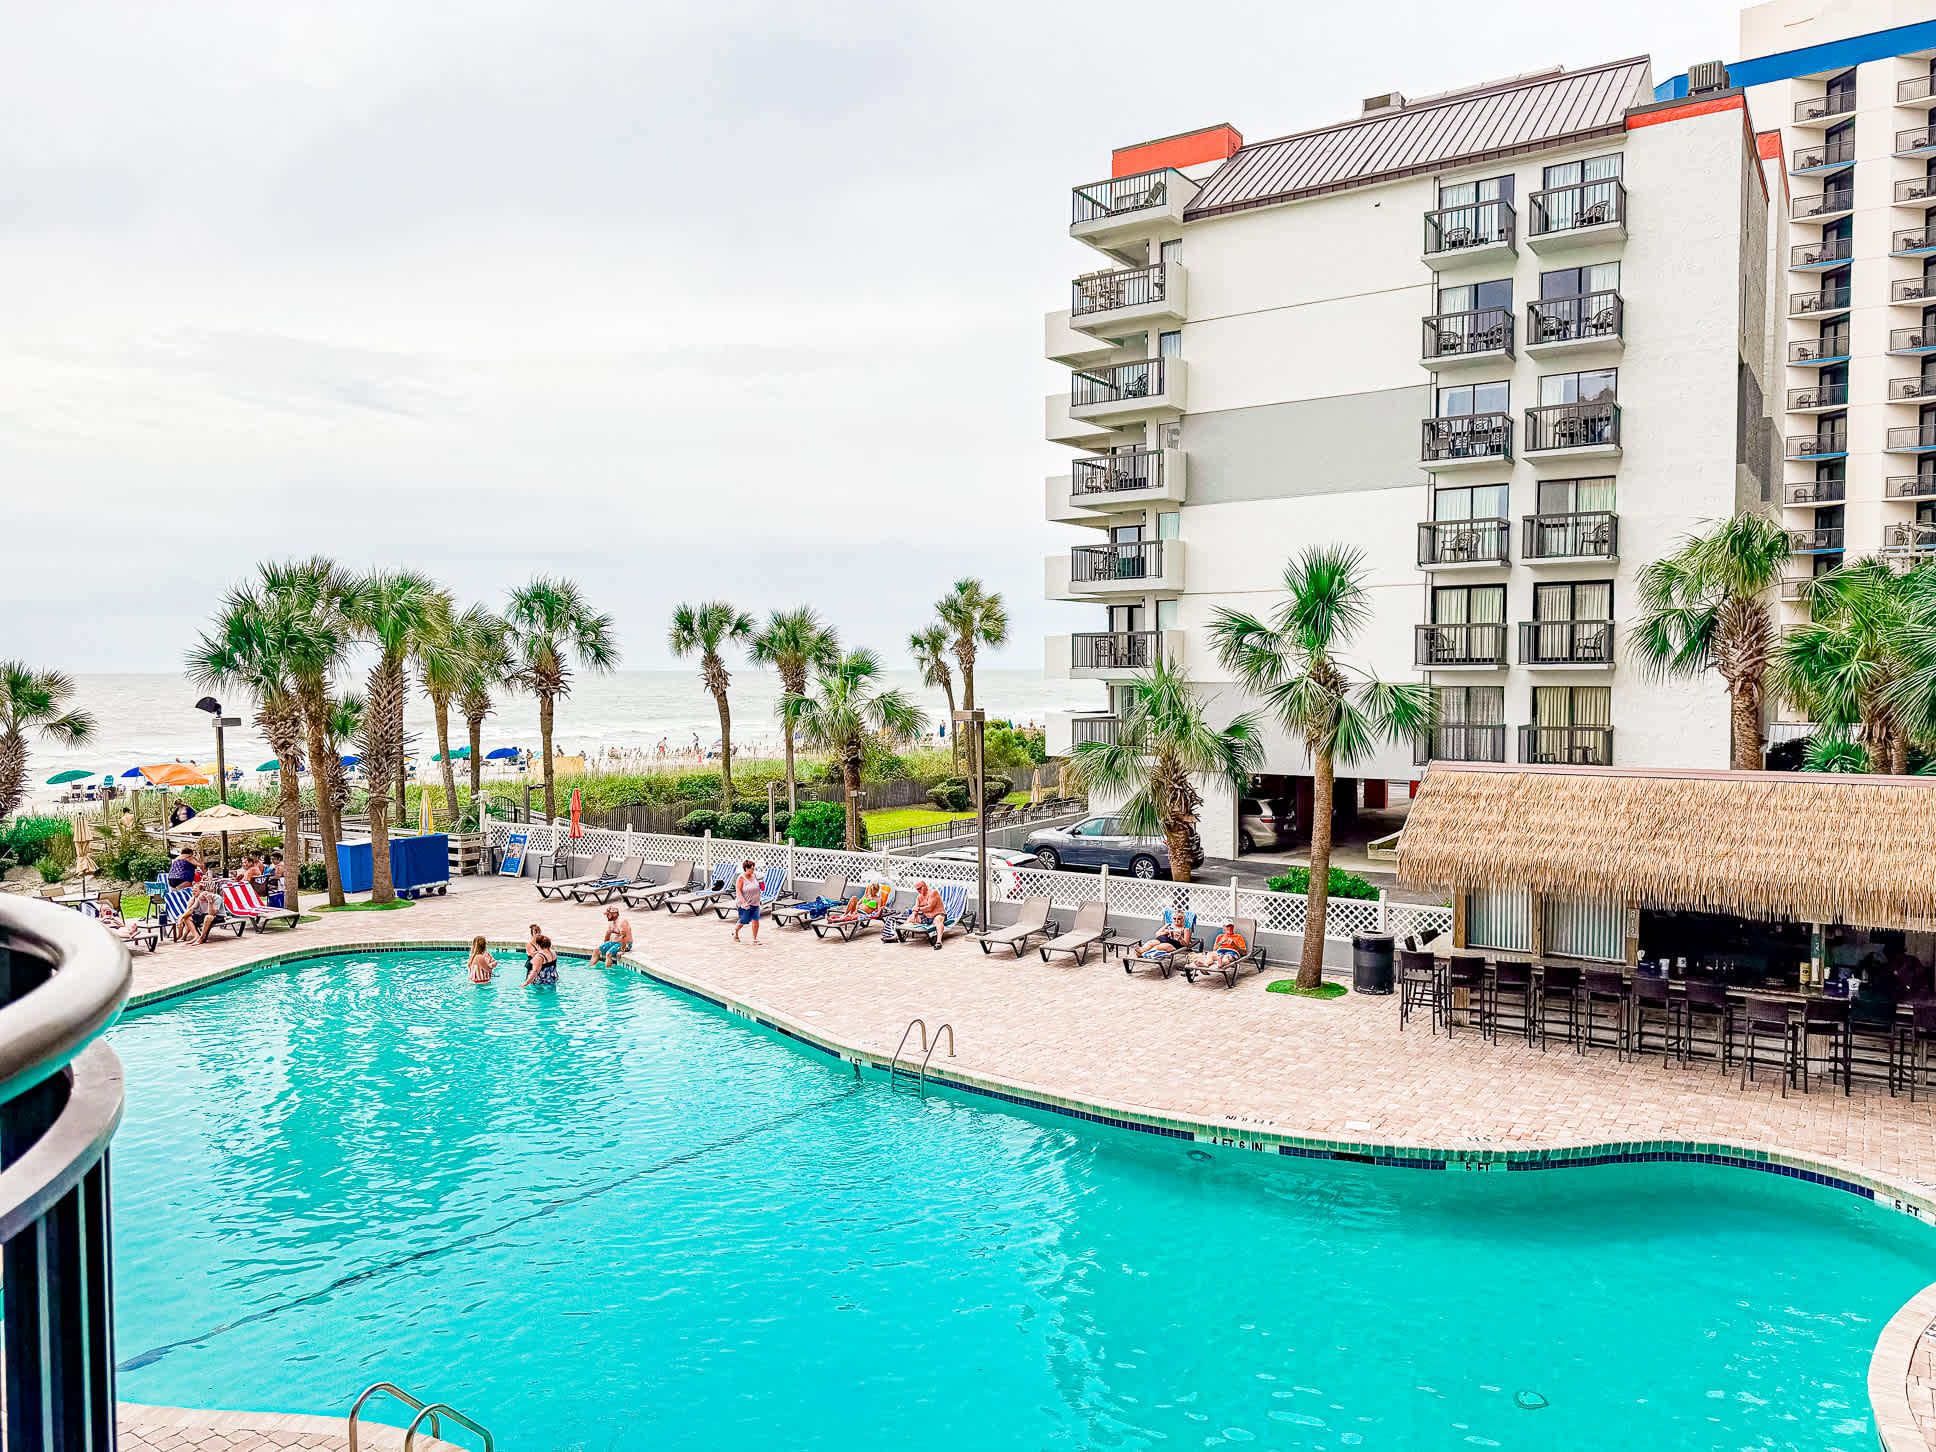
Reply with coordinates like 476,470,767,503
0,0,1736,672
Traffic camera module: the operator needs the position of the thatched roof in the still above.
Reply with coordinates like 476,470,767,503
1398,763,1936,929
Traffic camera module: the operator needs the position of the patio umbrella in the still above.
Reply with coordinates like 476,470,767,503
73,855,97,899
165,804,281,836
45,768,92,785
137,764,211,788
432,747,470,762
255,760,281,773
340,755,361,769
120,767,145,779
570,788,582,839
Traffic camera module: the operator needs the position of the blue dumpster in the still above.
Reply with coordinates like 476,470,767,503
335,834,450,896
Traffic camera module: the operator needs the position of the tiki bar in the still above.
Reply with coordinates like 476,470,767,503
1393,763,1936,1093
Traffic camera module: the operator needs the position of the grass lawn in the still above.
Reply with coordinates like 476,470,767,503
313,899,415,912
1266,979,1348,1000
862,807,977,835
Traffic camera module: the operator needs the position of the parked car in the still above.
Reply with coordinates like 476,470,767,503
1239,797,1292,853
922,845,1038,894
1024,816,1175,879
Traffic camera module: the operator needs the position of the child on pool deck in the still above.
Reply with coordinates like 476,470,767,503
467,935,497,984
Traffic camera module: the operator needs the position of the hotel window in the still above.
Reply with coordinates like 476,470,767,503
1529,685,1612,764
1433,685,1505,762
1534,580,1612,623
1823,118,1854,166
1155,598,1178,630
1467,886,1532,953
1158,329,1182,359
1530,583,1613,666
1438,380,1508,417
1539,263,1620,299
1431,583,1505,627
1537,369,1617,406
1536,477,1615,515
1542,896,1627,963
1437,279,1512,315
1155,510,1180,540
1825,68,1856,109
1107,604,1144,634
1433,482,1508,521
1819,315,1850,359
1160,239,1181,268
1539,154,1621,230
1437,174,1514,245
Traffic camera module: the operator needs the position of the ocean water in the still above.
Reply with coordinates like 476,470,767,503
110,950,1936,1451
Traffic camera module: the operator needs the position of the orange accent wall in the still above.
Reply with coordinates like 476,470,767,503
1625,94,1745,129
1756,129,1783,159
1112,124,1243,178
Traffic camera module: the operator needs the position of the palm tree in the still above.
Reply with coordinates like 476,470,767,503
0,664,92,824
417,602,502,825
1804,730,1872,773
669,601,754,808
935,578,1008,712
1630,515,1792,770
459,614,513,813
1060,657,1263,884
1209,545,1434,990
1771,560,1918,773
259,557,353,906
186,587,310,913
750,608,839,812
785,651,928,849
908,624,958,770
506,577,619,820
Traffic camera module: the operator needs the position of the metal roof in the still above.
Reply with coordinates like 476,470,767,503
1184,58,1653,221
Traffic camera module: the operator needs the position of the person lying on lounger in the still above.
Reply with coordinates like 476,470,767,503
1191,924,1247,971
1135,916,1192,959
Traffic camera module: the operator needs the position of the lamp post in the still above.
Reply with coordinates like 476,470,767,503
768,780,779,844
953,709,987,930
195,696,242,875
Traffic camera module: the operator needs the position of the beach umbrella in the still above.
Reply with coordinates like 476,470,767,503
165,803,281,837
570,788,583,839
120,767,144,779
432,747,470,762
485,747,519,761
74,855,97,898
138,764,210,788
255,760,281,773
45,769,92,785
340,755,360,768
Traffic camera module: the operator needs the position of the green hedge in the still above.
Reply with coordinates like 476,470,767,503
1266,866,1380,902
784,799,865,850
0,817,72,868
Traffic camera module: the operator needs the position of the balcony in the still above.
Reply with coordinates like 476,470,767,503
1417,517,1509,568
1788,336,1852,366
1779,577,1813,603
1523,401,1621,459
1894,127,1936,158
1896,176,1936,207
1414,622,1508,668
1892,228,1936,258
1519,724,1613,765
1886,474,1936,500
1045,392,1126,451
1785,432,1848,460
1526,180,1626,251
1791,235,1854,270
1518,620,1615,667
1421,413,1512,469
1070,714,1121,747
1792,136,1856,173
1418,723,1508,764
1794,91,1858,125
1420,307,1513,367
1044,309,1118,368
1787,382,1850,412
1049,539,1185,599
1422,200,1515,267
1069,168,1195,254
1788,526,1846,553
1069,260,1186,335
1889,326,1936,355
1784,479,1846,506
1885,424,1936,454
1046,447,1186,522
1789,286,1852,320
1881,521,1936,567
1067,630,1180,678
1067,357,1186,424
1902,75,1936,105
1892,277,1935,306
1525,291,1623,356
1889,376,1936,402
1522,511,1618,561
1793,187,1855,222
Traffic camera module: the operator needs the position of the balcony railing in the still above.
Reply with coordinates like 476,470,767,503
1070,357,1165,407
1519,620,1615,665
1791,236,1854,268
1527,291,1622,345
1417,517,1509,566
1785,479,1846,505
1886,474,1936,499
1423,200,1514,254
1793,188,1855,220
1795,91,1857,123
1071,263,1165,317
1897,177,1936,205
1070,540,1163,583
1421,414,1512,464
1889,376,1936,401
1780,578,1813,602
1785,433,1848,458
1892,278,1935,304
1519,724,1613,766
1070,449,1162,497
1788,382,1849,409
1071,632,1160,671
1524,401,1620,452
1895,127,1936,156
1886,424,1936,451
1419,723,1508,764
1788,527,1846,552
1414,622,1508,667
1790,336,1851,363
1069,714,1121,746
1882,522,1936,560
1528,180,1625,237
1793,136,1856,170
1421,307,1513,360
1071,168,1179,225
1893,228,1936,255
1902,75,1936,104
1523,511,1618,560
1890,326,1936,352
1790,286,1851,315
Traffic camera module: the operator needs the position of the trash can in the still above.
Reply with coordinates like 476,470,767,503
1352,934,1395,995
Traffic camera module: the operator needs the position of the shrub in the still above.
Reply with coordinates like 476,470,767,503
677,809,722,837
96,829,168,884
37,858,66,884
0,816,72,867
717,812,759,841
1267,867,1380,902
926,775,1014,811
298,863,328,892
785,799,865,850
676,773,723,800
984,725,1047,770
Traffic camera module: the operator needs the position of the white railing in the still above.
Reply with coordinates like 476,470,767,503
483,820,1452,946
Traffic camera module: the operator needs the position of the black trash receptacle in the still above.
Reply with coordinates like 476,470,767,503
1352,934,1395,995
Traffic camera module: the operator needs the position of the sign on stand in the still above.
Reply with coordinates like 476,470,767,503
500,829,531,877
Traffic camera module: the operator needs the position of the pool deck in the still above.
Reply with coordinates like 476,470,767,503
118,1404,463,1452
115,873,1936,1448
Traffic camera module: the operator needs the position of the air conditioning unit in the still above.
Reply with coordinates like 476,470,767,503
1688,60,1731,95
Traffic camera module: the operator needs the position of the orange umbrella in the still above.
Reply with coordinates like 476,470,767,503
570,787,583,839
138,764,211,788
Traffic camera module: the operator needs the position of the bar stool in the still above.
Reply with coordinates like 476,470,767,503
1680,981,1731,1069
1536,964,1585,1053
1849,1000,1899,1094
1800,999,1851,1095
1398,950,1441,1032
1484,961,1535,1046
1627,971,1681,1065
1734,997,1800,1096
1897,1004,1936,1101
1582,969,1629,1058
1443,956,1487,1038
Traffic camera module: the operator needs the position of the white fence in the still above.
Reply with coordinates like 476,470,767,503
483,820,1452,947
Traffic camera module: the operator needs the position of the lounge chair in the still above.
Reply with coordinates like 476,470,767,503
1181,916,1267,987
619,861,694,910
1121,909,1197,978
161,886,246,941
813,885,895,942
769,874,848,928
893,884,971,949
571,856,646,905
665,865,734,916
79,900,160,953
1038,901,1107,965
970,897,1057,957
537,855,618,902
220,880,300,932
712,867,785,919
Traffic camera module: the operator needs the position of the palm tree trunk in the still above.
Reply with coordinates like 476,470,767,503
466,712,484,805
1299,752,1335,990
367,793,394,904
539,692,556,819
1728,679,1762,771
941,677,959,772
842,752,863,850
364,662,403,905
1163,819,1195,884
433,695,459,824
959,642,976,712
0,731,26,824
714,687,736,808
300,699,346,907
1890,733,1909,776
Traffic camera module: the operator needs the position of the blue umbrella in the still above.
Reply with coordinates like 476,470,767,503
340,755,361,768
120,767,145,778
485,747,519,760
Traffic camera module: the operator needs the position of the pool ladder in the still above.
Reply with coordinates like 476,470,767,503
349,1381,495,1452
888,1018,954,1096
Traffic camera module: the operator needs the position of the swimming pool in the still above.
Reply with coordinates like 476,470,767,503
111,950,1936,1450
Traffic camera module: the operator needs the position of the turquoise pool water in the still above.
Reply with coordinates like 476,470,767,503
111,951,1936,1451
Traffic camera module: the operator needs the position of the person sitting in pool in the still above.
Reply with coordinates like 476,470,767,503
523,935,558,987
1135,912,1192,960
594,906,633,963
1191,924,1247,972
467,935,498,984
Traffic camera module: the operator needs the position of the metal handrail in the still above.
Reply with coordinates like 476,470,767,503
1070,357,1165,407
1071,168,1184,224
1895,127,1936,156
1070,449,1160,495
1071,263,1165,316
1791,235,1854,267
1526,291,1621,344
1789,337,1851,363
1792,136,1856,170
1422,199,1514,254
1893,279,1934,304
1790,287,1851,314
405,1402,496,1452
1794,91,1856,123
1792,188,1854,221
917,1023,956,1092
350,1384,439,1451
1892,229,1936,255
1895,178,1936,205
0,897,132,1105
1523,401,1620,452
1528,179,1625,236
1890,327,1936,352
1421,307,1512,359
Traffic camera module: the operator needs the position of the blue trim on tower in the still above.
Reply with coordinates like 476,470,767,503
1656,19,1936,101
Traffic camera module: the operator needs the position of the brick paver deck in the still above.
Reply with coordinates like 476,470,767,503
118,1404,460,1452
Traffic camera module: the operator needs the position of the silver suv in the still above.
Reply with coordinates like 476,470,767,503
1024,816,1173,879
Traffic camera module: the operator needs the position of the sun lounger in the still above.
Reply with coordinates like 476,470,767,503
970,897,1058,957
1037,900,1107,965
619,861,694,910
1180,915,1267,987
769,874,848,928
537,855,619,901
1120,909,1197,978
891,884,971,949
78,899,160,953
813,885,895,941
665,865,734,916
712,868,785,919
161,886,246,940
220,880,301,932
571,856,646,905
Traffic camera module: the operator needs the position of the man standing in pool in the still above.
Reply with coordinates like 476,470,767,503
732,858,763,945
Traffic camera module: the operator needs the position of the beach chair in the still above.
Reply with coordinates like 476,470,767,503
78,900,160,953
712,868,785,919
769,874,848,928
220,880,300,932
619,861,694,910
665,864,734,916
1038,901,1107,965
970,897,1058,957
537,855,618,902
813,885,894,942
1121,909,1198,978
1181,916,1267,988
894,884,971,950
571,856,646,905
162,886,245,940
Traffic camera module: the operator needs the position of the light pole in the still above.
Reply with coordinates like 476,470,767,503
953,709,987,930
767,780,780,844
195,696,241,875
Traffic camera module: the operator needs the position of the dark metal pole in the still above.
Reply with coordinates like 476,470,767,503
955,709,987,931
